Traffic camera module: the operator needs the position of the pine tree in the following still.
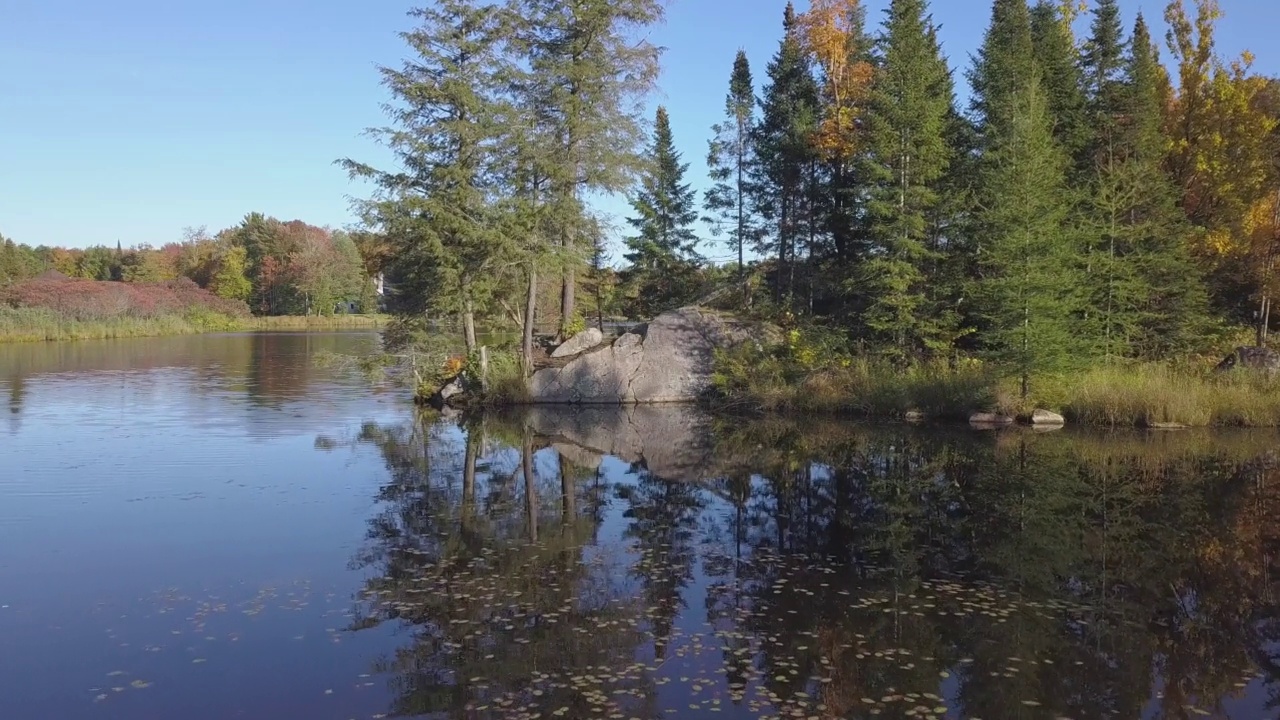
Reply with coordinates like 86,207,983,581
967,0,1036,144
860,0,956,360
751,2,821,305
625,106,702,315
705,50,757,291
1029,1,1090,171
976,74,1082,397
518,0,664,336
340,0,513,351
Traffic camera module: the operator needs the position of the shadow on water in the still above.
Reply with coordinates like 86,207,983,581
323,405,1280,719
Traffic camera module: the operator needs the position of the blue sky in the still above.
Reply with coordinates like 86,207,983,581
2,0,1277,261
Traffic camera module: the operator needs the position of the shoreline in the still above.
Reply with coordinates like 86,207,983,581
0,312,388,343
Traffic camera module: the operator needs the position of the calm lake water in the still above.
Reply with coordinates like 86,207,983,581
2,332,1280,720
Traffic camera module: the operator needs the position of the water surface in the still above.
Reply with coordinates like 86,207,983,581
2,333,1279,719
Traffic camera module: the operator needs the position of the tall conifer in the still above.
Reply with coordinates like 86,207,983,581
861,0,956,359
705,51,758,290
751,2,821,304
977,74,1082,397
1029,1,1090,172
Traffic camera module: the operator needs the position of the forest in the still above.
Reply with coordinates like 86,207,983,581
339,0,1279,413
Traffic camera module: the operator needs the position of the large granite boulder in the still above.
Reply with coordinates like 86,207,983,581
529,306,778,404
1215,346,1280,375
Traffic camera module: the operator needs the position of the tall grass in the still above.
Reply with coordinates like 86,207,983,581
1064,364,1280,427
711,345,1280,427
711,352,995,420
0,307,389,343
0,307,239,342
248,314,388,330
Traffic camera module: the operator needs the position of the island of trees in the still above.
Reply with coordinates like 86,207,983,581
336,0,1280,425
5,0,1279,425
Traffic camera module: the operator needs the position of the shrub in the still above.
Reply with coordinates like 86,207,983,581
1,276,249,321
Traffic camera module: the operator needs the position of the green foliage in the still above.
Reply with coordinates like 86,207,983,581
704,50,757,282
860,0,957,361
1029,0,1090,172
968,0,1036,143
975,75,1083,396
750,2,821,303
210,245,252,302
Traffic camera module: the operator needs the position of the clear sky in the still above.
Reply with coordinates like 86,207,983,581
2,0,1278,261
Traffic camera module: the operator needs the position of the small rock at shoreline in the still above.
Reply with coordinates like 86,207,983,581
969,412,1015,426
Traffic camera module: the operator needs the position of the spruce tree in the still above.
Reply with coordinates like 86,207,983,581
626,106,700,266
750,2,820,305
976,74,1082,397
861,0,956,360
1080,0,1125,119
967,0,1035,144
1029,1,1090,172
518,0,664,336
1085,13,1210,359
624,106,702,316
704,51,757,290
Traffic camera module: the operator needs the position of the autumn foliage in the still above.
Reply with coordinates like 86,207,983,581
1,275,250,321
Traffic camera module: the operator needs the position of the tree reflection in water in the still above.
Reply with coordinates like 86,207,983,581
340,408,1280,719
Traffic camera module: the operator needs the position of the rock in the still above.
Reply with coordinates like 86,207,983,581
550,327,604,358
550,442,603,470
527,405,713,480
969,412,1014,426
903,410,926,423
530,306,779,404
1215,346,1280,375
426,375,466,408
1026,409,1065,426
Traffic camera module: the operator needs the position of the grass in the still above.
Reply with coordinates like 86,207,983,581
0,306,240,342
247,314,388,330
1063,364,1280,428
0,307,388,343
710,345,1280,428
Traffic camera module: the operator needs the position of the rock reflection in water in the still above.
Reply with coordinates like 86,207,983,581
338,406,1280,719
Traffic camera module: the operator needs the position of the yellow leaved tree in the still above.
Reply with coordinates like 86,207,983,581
796,0,874,162
1163,0,1279,328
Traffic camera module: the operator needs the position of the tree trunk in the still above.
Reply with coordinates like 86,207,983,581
522,428,538,543
560,268,576,338
523,265,538,377
463,296,477,354
559,452,575,525
462,427,478,529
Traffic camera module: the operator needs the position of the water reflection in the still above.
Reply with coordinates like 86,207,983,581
339,408,1280,719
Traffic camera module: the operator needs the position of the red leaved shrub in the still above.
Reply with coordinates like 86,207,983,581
1,277,250,320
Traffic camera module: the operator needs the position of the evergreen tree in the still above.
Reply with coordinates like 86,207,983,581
750,2,821,304
967,0,1036,144
860,0,956,359
518,0,664,335
626,106,700,266
624,107,702,316
976,74,1082,397
340,0,513,351
704,50,757,291
1080,0,1126,121
1085,13,1210,359
1029,1,1090,171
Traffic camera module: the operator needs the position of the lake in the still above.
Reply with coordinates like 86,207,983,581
2,331,1279,720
